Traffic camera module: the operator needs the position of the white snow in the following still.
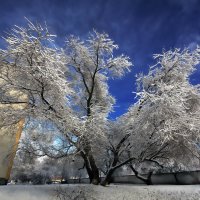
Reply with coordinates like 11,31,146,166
0,184,200,200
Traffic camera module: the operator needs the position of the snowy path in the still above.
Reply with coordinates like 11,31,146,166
0,184,200,200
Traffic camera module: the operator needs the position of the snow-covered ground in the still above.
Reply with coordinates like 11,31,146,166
0,184,200,200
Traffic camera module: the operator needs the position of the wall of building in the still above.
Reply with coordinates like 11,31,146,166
110,171,200,185
0,75,27,185
0,121,24,185
65,171,200,185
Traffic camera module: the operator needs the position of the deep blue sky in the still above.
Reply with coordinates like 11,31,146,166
1,0,200,119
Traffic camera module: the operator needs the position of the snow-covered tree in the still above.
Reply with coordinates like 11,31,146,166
136,48,200,141
134,47,200,170
2,20,199,187
100,48,200,185
0,20,132,185
0,20,74,128
63,30,132,184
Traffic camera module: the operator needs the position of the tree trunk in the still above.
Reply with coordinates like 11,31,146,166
88,154,100,184
146,172,153,185
101,169,114,186
129,164,153,185
174,173,180,184
80,150,100,185
101,152,135,186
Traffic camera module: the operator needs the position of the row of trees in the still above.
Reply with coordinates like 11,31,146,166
11,151,86,184
1,20,200,186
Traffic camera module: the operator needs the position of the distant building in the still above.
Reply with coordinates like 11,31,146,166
0,76,27,185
